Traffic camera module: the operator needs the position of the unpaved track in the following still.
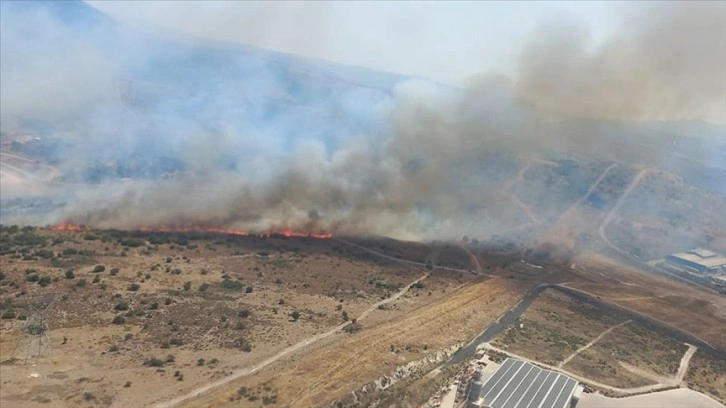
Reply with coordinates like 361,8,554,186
558,320,632,367
676,344,698,383
598,167,650,256
153,243,431,408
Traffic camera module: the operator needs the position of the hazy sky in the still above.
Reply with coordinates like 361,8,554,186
87,1,621,85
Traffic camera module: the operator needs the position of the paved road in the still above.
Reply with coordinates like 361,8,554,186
445,284,548,366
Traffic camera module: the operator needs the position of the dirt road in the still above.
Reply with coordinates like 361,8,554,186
598,167,650,256
154,269,430,408
558,320,632,367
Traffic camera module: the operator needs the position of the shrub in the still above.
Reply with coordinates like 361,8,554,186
245,286,253,293
93,265,105,273
26,273,39,282
235,321,246,330
1,310,16,319
166,354,175,363
197,358,206,366
238,309,250,318
233,338,252,352
92,275,101,284
149,302,159,310
290,311,301,321
219,279,242,290
112,315,125,325
114,302,129,311
169,338,183,346
198,283,210,292
110,268,119,276
38,276,51,287
128,283,140,291
182,282,191,291
34,249,54,259
109,344,119,352
143,357,164,367
62,248,78,255
75,279,87,287
342,311,349,321
64,270,75,279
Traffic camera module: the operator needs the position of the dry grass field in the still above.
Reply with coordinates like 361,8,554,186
0,227,486,407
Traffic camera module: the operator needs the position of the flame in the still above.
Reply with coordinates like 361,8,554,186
54,223,85,232
53,223,332,239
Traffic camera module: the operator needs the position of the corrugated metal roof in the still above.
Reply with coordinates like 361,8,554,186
669,252,726,269
477,358,578,408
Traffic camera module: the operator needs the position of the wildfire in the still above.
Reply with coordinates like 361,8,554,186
53,223,332,239
54,223,86,232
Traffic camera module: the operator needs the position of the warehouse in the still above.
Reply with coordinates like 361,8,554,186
666,249,726,273
468,358,580,408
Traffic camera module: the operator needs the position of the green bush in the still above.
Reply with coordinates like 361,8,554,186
219,279,242,290
245,286,253,293
112,315,126,325
64,270,75,279
143,357,164,367
1,310,16,319
93,265,105,273
38,276,51,287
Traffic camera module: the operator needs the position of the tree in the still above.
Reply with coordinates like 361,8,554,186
290,311,301,321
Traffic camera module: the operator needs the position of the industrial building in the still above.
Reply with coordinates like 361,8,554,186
468,358,581,408
666,248,726,273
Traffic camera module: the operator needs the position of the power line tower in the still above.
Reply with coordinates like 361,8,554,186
11,292,62,364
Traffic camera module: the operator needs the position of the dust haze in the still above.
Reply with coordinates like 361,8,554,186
1,1,724,241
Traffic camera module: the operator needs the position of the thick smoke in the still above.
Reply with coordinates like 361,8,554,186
515,2,726,123
1,1,725,242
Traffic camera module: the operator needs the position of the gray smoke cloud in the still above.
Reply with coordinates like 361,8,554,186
514,1,726,124
1,1,725,243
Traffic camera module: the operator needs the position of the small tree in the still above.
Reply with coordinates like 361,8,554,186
290,311,301,321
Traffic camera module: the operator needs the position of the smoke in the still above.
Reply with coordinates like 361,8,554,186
1,1,725,244
514,1,726,123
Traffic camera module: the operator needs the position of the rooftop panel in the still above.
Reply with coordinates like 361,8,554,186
477,359,579,408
